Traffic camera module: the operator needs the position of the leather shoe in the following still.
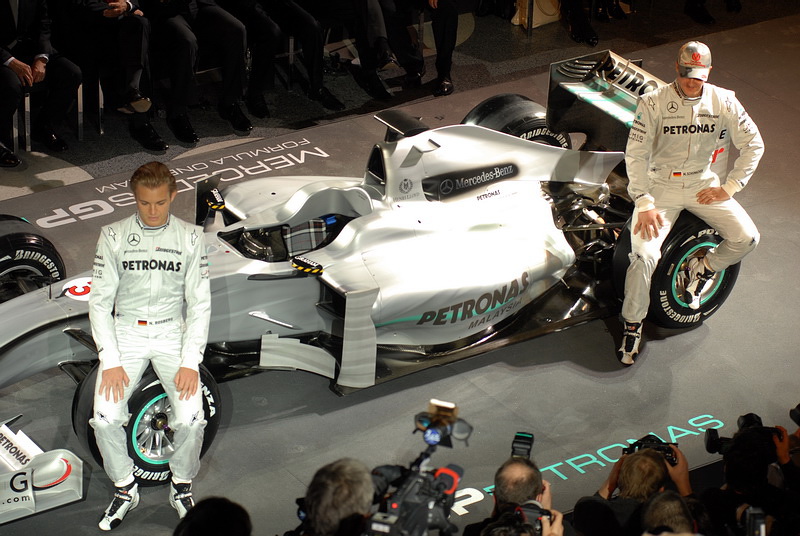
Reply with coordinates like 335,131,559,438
402,64,426,89
362,71,393,101
219,102,253,133
167,114,199,144
433,77,455,97
309,87,345,111
131,122,168,152
118,88,152,115
245,92,270,119
0,142,21,168
34,130,68,152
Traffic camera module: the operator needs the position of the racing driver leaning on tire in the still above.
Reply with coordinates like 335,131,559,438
619,41,764,365
89,161,211,530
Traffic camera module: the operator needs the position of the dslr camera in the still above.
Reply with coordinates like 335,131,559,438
366,399,473,536
622,434,678,466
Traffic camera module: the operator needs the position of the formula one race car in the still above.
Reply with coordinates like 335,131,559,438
0,50,742,488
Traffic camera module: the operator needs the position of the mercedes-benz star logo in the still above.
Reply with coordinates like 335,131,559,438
667,101,679,113
439,179,454,196
128,233,141,246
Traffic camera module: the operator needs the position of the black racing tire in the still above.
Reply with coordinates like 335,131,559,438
72,363,221,487
461,93,572,148
0,217,65,303
612,211,741,329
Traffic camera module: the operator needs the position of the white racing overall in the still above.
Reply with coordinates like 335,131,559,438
89,214,211,485
622,81,764,323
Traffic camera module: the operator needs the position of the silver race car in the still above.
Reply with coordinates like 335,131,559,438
0,50,741,486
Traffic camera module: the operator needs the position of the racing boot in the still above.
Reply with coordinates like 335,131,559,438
169,481,195,519
99,482,139,531
618,321,642,366
686,256,715,310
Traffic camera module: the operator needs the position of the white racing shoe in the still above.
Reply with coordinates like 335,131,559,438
686,256,715,310
170,481,195,519
618,322,643,366
99,482,139,531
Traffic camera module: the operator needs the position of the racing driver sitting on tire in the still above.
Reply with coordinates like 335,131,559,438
619,41,764,365
89,161,211,530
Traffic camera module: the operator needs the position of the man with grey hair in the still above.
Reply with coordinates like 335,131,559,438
619,40,764,365
302,458,374,536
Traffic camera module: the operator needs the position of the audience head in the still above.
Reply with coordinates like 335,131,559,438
173,497,251,536
493,457,544,509
304,458,373,536
618,449,668,501
642,490,695,534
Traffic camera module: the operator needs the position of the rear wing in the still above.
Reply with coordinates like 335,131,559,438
547,50,667,152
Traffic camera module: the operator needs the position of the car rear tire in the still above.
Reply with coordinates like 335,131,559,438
461,93,572,148
613,211,741,329
0,216,65,303
72,363,221,487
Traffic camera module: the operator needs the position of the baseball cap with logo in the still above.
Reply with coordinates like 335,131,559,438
677,41,712,81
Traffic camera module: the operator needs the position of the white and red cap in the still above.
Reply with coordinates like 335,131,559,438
677,41,712,81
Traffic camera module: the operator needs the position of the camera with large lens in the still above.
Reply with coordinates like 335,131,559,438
366,399,473,536
705,412,785,455
622,434,678,466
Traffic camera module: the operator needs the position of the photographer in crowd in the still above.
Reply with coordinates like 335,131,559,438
701,425,800,536
572,444,693,536
464,457,573,536
286,457,374,536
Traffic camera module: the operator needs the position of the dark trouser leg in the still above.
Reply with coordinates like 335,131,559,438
0,68,23,147
429,0,457,80
193,5,247,107
38,55,82,131
268,0,325,92
155,14,197,118
381,0,424,74
118,15,151,93
246,3,282,94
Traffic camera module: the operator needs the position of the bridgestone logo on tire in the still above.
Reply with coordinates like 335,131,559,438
133,466,170,482
14,249,61,278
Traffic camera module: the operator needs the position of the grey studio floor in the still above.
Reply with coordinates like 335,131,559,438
2,3,800,536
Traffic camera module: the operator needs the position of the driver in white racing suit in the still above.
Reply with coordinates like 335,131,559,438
89,161,211,530
619,41,764,365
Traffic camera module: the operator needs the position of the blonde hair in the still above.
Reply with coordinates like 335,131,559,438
618,449,668,501
130,161,176,194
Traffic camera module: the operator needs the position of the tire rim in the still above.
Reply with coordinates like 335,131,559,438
0,264,46,302
131,393,174,465
671,242,725,309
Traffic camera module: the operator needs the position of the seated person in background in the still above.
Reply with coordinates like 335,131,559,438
573,445,692,536
217,0,344,118
381,0,459,97
139,0,251,144
289,457,374,536
173,497,252,536
297,0,394,101
71,0,167,151
1,0,82,166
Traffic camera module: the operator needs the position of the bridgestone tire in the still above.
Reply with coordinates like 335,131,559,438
613,211,741,329
461,93,572,148
0,217,66,303
72,363,221,487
